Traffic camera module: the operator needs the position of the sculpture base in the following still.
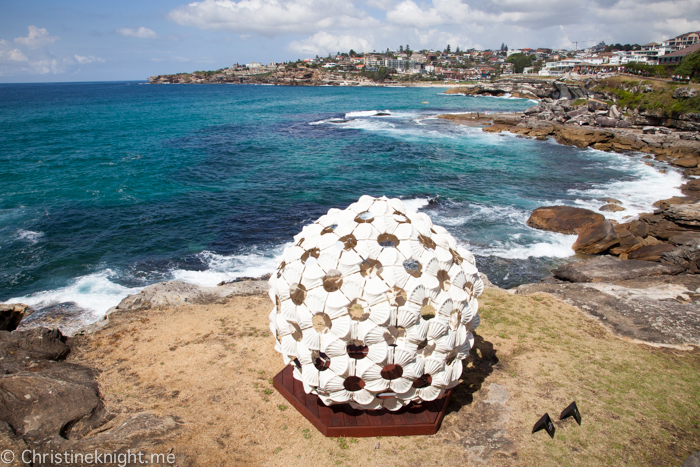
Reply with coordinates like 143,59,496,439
272,365,453,437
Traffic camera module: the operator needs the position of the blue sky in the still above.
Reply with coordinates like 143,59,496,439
1,0,698,82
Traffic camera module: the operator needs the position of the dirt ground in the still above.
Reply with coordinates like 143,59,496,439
72,289,700,466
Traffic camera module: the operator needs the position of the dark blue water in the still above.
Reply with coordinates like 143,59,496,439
0,82,682,332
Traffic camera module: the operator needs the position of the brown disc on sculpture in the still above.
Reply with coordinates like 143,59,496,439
347,344,369,359
338,234,357,250
377,233,400,248
301,247,320,263
380,364,404,380
290,283,306,305
412,374,432,388
343,376,366,392
313,351,331,371
322,270,343,292
419,234,436,250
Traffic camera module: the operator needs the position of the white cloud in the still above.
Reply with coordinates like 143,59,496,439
167,0,378,36
0,49,29,62
116,27,159,39
74,54,105,64
288,32,373,55
14,26,59,49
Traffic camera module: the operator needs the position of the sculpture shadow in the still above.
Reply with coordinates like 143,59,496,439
445,332,499,415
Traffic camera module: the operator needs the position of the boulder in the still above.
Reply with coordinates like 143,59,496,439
627,243,677,261
628,220,650,238
600,204,625,212
527,206,604,235
661,245,700,272
552,255,683,282
609,229,643,256
554,126,613,149
673,87,698,99
572,220,620,254
588,101,608,112
602,197,622,205
663,201,700,227
653,197,689,210
0,304,28,332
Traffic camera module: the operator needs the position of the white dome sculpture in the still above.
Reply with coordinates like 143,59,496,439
268,195,483,411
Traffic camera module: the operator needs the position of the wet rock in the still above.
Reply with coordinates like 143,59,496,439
653,197,690,210
663,201,700,227
552,255,683,282
0,304,28,332
681,179,700,198
600,204,625,212
572,220,620,254
627,243,677,261
603,197,622,205
527,206,604,235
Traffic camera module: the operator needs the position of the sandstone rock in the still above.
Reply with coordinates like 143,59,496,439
527,206,604,235
552,255,683,282
0,328,69,373
609,229,643,256
0,304,28,332
669,232,700,247
627,243,676,261
573,220,620,254
673,157,699,168
661,245,700,272
642,236,662,246
653,197,689,209
483,124,511,133
646,218,692,240
681,179,700,198
628,220,650,238
527,121,556,136
603,197,622,205
673,87,698,99
610,105,621,119
517,275,700,346
663,201,700,227
115,279,269,312
554,126,613,149
600,204,625,212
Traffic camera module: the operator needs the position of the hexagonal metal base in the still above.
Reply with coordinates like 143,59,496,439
273,365,453,437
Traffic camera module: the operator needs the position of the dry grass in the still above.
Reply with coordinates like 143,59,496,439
77,290,700,466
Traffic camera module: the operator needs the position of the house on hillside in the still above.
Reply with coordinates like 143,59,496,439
659,42,700,64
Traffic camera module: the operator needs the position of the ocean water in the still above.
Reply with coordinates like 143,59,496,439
0,82,683,333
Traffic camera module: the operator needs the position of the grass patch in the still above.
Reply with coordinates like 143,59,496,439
475,289,700,466
591,77,700,117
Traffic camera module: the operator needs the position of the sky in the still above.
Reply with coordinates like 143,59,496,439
1,0,699,82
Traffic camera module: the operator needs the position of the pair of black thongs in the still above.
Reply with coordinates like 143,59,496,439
532,401,581,439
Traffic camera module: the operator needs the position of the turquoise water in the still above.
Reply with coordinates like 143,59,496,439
0,82,683,331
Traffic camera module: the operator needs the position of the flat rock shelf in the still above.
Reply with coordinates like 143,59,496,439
273,365,453,437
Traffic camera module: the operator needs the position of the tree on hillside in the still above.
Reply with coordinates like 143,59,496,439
405,44,411,54
506,53,533,73
445,44,451,53
675,51,700,79
399,45,404,53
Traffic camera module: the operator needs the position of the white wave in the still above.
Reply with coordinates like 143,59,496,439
4,269,142,335
169,245,287,287
16,229,44,244
568,151,684,222
345,110,390,118
472,231,576,260
429,203,529,227
401,198,430,213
